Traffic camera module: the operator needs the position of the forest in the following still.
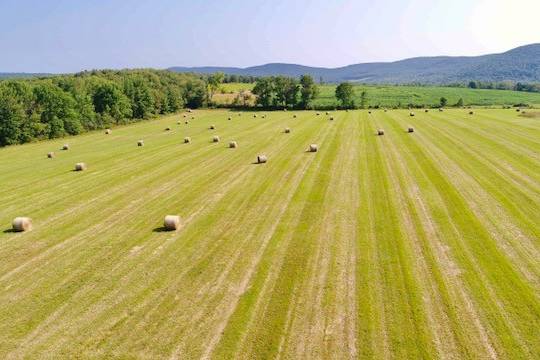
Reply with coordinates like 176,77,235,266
0,70,206,146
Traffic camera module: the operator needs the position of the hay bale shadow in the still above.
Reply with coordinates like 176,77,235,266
152,226,170,233
3,228,17,233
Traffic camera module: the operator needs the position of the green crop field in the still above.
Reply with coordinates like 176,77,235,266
0,109,539,358
219,83,540,108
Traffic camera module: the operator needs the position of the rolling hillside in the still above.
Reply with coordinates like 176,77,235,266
169,44,540,84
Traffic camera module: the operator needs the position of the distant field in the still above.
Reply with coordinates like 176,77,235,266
0,109,539,358
220,83,254,92
219,83,540,107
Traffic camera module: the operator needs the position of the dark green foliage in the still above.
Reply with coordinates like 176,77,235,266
0,69,198,146
183,79,207,109
335,82,355,108
440,97,448,107
251,75,315,109
252,78,275,107
0,87,24,146
300,75,319,109
272,76,299,107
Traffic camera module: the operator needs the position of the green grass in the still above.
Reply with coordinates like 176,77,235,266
0,109,538,358
218,83,540,107
220,83,254,93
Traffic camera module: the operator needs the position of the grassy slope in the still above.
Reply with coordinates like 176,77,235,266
0,109,538,358
220,83,540,107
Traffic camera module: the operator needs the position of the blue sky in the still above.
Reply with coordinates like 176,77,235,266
1,0,539,72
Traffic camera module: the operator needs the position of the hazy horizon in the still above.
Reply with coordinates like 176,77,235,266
1,0,539,73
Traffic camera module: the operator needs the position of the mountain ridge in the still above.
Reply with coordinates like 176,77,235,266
168,43,540,84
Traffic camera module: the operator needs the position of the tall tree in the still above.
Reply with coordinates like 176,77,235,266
252,78,274,107
335,82,355,108
207,72,225,103
183,79,207,109
300,75,319,109
0,87,24,146
360,91,368,109
273,76,299,107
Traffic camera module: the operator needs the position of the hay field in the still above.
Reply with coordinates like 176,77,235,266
0,109,538,358
218,83,540,108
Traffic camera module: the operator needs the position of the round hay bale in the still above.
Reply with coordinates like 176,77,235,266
228,117,232,120
209,125,215,130
293,114,297,118
184,137,191,143
516,108,521,112
309,144,318,152
74,163,86,171
283,108,288,111
262,114,266,118
177,121,182,125
439,108,443,112
165,127,171,131
75,162,87,171
105,129,112,134
183,114,187,118
188,109,193,113
410,112,415,117
469,111,474,115
377,129,385,136
137,140,144,146
185,120,189,124
163,215,181,231
191,116,195,120
229,141,238,148
425,109,429,113
326,112,329,115
12,217,32,232
316,112,320,116
408,127,414,133
384,109,387,112
257,155,267,164
284,128,291,133
253,114,257,118
213,135,220,143
62,144,69,150
329,116,334,120
47,152,55,158
368,111,372,114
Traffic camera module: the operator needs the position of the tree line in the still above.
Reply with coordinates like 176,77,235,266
2,68,537,147
0,69,207,146
447,81,540,93
249,75,319,109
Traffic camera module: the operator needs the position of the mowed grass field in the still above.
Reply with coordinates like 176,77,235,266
0,109,539,358
220,83,540,108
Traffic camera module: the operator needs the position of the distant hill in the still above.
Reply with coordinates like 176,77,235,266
0,73,50,79
169,44,540,84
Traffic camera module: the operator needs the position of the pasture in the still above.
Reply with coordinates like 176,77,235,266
0,109,539,358
219,83,540,108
